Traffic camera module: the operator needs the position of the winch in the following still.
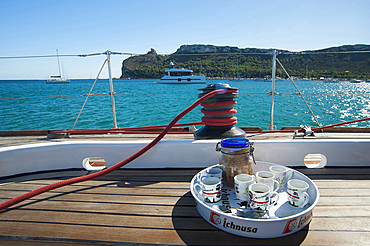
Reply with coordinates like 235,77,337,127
194,83,246,139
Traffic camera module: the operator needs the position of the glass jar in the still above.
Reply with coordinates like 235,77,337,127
216,138,255,188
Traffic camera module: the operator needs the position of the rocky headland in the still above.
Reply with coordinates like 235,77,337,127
121,44,370,79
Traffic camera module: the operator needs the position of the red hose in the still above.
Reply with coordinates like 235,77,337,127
0,88,232,211
201,117,238,126
201,101,237,107
312,117,370,131
249,117,370,134
201,108,237,115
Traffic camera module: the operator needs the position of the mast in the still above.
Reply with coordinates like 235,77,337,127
106,50,118,128
237,59,240,79
56,49,62,78
306,64,309,79
269,50,277,130
332,60,335,78
259,64,262,78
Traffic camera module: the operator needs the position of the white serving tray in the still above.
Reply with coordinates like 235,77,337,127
190,161,320,238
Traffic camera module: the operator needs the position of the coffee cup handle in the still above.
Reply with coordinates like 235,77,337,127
194,183,204,199
252,175,256,183
300,192,309,208
272,180,279,192
196,173,201,181
286,169,293,181
197,173,207,182
269,191,279,206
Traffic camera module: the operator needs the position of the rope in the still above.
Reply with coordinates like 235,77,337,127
0,54,81,59
201,117,238,126
0,52,130,59
268,92,370,96
115,92,198,95
71,59,107,130
0,93,109,100
201,108,237,115
313,117,370,130
201,101,237,107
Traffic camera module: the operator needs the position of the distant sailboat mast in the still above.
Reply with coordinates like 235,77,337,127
332,60,335,79
56,49,62,78
306,64,309,79
46,49,69,83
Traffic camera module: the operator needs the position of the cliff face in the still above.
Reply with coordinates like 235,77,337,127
175,44,240,54
174,44,289,54
120,44,370,79
307,44,370,53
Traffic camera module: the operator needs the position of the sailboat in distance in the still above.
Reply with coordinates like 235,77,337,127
301,65,311,81
46,49,70,84
324,60,339,83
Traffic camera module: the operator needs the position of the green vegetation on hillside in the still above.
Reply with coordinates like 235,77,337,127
121,46,370,80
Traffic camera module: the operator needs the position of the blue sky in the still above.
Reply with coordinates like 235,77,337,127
0,0,369,79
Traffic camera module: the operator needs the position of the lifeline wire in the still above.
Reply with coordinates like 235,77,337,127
1,49,369,59
3,92,370,100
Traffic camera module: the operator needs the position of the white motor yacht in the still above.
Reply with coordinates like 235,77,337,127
158,62,206,84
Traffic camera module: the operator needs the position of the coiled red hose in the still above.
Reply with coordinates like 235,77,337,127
201,116,238,126
0,88,232,211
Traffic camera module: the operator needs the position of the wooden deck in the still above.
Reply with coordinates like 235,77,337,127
0,167,369,245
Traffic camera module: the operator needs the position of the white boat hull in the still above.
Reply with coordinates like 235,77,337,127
158,75,206,84
1,139,370,177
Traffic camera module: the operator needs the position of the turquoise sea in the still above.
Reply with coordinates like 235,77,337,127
1,79,370,131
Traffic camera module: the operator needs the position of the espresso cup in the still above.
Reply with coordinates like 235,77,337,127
248,183,279,211
205,167,223,181
256,171,279,192
195,177,222,203
234,174,255,201
269,165,292,189
287,179,310,208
